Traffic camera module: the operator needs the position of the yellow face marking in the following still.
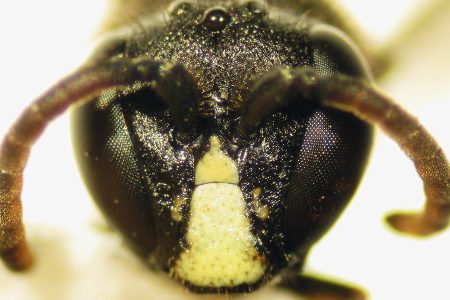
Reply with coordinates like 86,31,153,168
251,187,269,221
170,195,186,222
174,136,267,287
174,183,266,287
194,136,239,185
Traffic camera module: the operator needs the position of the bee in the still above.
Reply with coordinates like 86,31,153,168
0,0,450,300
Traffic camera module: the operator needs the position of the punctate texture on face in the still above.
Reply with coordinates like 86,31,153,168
71,0,373,293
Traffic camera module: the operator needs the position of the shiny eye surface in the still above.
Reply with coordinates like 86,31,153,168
202,7,231,31
309,23,371,79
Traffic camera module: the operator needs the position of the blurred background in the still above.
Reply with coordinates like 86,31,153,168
0,0,449,299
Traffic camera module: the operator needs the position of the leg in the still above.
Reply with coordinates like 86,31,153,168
242,67,450,236
0,58,189,270
278,269,365,300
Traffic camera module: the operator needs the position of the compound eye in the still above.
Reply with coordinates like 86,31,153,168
169,0,194,16
309,24,372,80
202,7,231,31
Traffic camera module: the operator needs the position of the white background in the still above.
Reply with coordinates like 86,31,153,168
0,1,449,299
